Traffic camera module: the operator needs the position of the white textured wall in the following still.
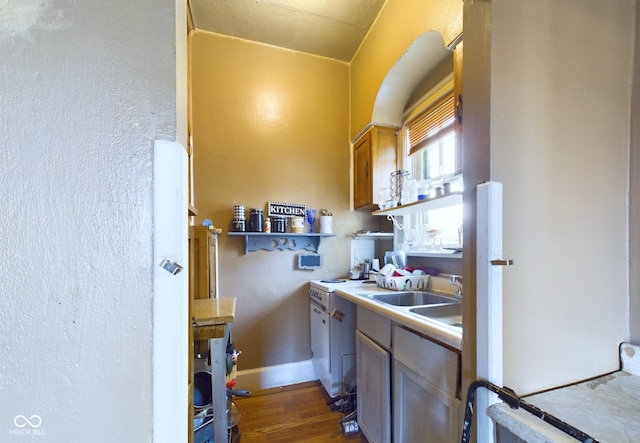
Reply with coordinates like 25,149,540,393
0,1,177,441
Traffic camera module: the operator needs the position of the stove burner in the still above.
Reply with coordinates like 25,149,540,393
320,279,346,283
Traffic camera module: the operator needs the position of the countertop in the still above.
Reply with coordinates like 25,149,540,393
489,342,640,443
334,285,462,350
192,297,236,325
192,297,236,341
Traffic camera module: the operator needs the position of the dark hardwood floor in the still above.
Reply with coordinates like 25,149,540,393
234,381,368,442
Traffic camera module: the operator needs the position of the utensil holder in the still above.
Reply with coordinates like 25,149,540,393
390,170,410,204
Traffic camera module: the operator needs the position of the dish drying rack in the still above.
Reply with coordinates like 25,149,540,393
330,353,359,437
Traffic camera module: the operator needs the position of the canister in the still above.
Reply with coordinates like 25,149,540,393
272,216,286,233
319,215,333,234
291,216,304,233
232,218,245,232
248,208,263,232
233,205,245,220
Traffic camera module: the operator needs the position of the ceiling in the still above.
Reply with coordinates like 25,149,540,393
188,0,387,62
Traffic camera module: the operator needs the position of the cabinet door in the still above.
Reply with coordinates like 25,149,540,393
394,359,461,443
189,226,218,300
353,132,372,209
206,232,218,298
353,125,397,209
189,227,219,359
356,330,391,443
393,326,461,442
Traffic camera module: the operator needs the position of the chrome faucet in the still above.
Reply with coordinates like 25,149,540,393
449,275,463,299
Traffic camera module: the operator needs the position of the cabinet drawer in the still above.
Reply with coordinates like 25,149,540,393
393,326,460,397
357,306,392,350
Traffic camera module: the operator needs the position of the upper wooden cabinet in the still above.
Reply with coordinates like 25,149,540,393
353,125,397,210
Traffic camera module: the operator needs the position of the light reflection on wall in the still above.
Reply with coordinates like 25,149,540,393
255,90,282,122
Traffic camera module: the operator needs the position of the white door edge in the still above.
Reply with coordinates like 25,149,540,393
476,181,504,443
153,140,189,443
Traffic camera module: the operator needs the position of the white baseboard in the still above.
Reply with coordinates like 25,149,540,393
235,359,318,393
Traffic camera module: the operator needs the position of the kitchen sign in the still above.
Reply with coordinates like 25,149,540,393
268,201,306,218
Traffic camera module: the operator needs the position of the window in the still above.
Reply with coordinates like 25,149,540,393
400,84,463,253
407,91,461,185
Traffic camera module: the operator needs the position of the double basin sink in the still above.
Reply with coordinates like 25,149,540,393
369,291,462,329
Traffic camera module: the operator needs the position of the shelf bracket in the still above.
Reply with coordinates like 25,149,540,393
228,233,335,254
387,215,403,231
245,234,320,254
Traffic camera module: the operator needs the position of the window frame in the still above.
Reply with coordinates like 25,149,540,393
395,79,464,253
405,84,461,184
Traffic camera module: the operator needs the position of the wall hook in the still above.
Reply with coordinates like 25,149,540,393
387,215,403,230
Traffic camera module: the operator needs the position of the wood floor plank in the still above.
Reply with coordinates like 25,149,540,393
235,382,367,442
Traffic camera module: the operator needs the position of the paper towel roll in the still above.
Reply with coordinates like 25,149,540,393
319,215,333,234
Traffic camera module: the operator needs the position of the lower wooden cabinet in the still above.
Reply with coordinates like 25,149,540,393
356,306,462,441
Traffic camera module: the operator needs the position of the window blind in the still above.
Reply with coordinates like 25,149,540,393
408,91,455,156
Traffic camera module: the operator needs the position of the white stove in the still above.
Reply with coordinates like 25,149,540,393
309,278,375,398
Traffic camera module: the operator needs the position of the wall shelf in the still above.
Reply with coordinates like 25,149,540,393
373,192,463,217
228,232,335,254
